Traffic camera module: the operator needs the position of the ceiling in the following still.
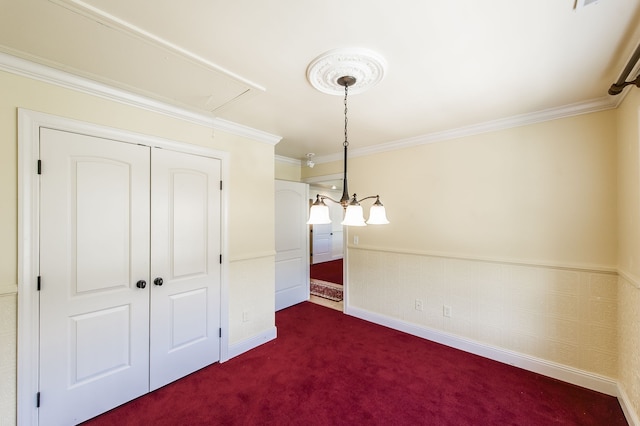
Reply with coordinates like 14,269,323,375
1,0,639,163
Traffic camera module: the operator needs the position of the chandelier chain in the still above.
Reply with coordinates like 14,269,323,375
343,83,349,148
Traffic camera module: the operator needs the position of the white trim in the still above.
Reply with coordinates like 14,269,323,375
275,155,303,166
17,109,42,426
311,96,619,165
342,229,350,313
228,251,277,263
618,268,640,290
348,245,618,275
616,269,640,426
303,173,344,185
345,305,619,396
17,109,231,424
0,50,618,161
213,117,281,146
618,383,640,426
0,51,281,146
226,327,277,360
218,142,231,365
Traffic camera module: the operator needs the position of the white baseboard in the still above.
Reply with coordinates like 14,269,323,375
345,305,618,396
618,383,640,426
224,326,277,361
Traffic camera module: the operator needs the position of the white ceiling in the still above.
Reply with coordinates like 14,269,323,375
1,0,639,162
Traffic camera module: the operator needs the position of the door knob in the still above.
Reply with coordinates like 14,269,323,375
154,277,164,286
136,280,146,289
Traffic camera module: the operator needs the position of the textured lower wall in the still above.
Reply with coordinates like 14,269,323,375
618,273,640,423
228,255,276,346
0,292,16,426
349,248,617,378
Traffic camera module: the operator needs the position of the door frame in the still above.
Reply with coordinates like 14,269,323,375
303,174,348,311
17,109,230,425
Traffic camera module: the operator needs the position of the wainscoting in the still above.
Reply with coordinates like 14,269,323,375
617,271,640,425
0,291,17,425
228,254,278,358
347,247,618,387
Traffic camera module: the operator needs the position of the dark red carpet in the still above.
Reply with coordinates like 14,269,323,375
310,259,343,284
83,302,627,426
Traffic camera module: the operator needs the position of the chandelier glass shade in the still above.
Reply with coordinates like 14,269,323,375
364,196,390,225
306,75,389,227
307,195,332,224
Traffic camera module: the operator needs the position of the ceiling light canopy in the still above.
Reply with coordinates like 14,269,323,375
306,49,389,227
305,153,315,168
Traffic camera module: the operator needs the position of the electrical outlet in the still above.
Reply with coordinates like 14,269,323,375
443,305,452,318
414,299,424,311
242,311,249,322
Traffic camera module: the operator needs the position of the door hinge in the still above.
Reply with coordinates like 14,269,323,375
37,160,42,175
37,276,41,291
220,180,223,190
36,392,40,408
219,254,222,264
219,328,222,338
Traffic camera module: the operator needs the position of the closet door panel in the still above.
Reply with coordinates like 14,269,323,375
149,148,221,391
39,128,150,425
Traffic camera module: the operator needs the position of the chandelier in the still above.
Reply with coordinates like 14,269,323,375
306,74,389,226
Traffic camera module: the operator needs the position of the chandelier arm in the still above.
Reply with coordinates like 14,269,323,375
354,195,380,203
317,194,342,205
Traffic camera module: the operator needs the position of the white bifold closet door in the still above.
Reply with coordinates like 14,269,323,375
38,128,221,425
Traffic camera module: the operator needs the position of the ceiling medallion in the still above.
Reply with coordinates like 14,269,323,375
306,48,387,95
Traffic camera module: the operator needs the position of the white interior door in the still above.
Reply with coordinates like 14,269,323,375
311,223,332,264
275,180,309,310
149,148,221,390
39,129,151,425
329,202,344,260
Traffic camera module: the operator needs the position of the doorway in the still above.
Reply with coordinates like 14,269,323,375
307,178,345,311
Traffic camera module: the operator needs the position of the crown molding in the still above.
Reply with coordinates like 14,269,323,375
213,117,281,146
0,51,282,146
312,95,620,164
275,155,303,165
1,48,624,156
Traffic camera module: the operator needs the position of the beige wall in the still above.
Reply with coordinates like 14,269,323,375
305,111,620,383
275,157,302,181
340,113,618,268
616,87,640,422
0,70,276,423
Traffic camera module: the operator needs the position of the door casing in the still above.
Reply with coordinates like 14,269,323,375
17,109,230,425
